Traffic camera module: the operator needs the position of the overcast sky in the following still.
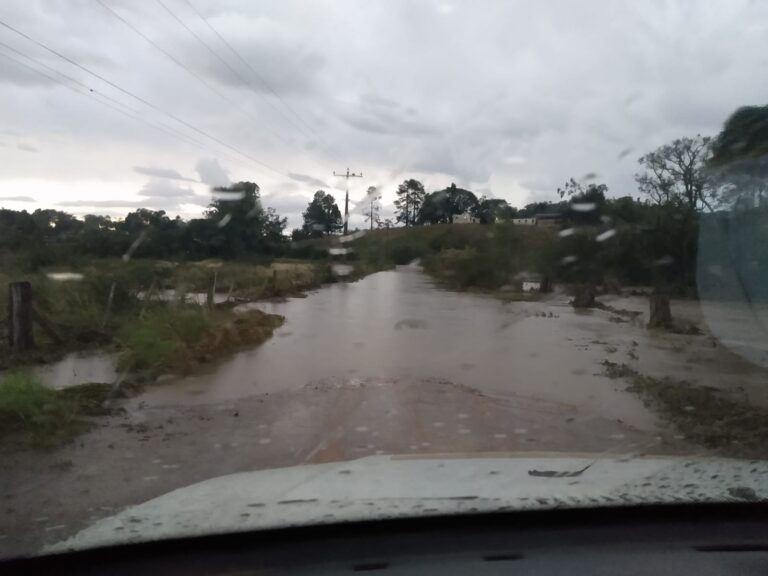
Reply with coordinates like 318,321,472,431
0,0,766,229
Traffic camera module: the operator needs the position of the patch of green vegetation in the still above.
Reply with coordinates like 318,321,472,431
601,360,768,457
343,223,558,293
0,257,326,373
0,373,114,449
117,306,284,376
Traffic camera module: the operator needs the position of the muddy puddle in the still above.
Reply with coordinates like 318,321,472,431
137,289,230,305
34,352,117,390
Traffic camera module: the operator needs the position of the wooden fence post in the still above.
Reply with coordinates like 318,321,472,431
648,290,672,329
206,271,217,310
8,281,34,351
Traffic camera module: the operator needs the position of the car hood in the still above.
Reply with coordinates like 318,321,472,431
48,453,768,553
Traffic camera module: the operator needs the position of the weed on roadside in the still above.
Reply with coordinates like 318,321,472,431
0,373,114,449
601,360,768,457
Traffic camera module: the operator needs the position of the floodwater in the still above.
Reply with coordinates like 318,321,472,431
35,352,117,390
137,265,664,430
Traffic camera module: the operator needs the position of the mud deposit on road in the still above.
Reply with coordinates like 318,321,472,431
0,376,688,555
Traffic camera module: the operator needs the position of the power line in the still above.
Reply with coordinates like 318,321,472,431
0,44,261,172
95,0,291,149
0,47,191,147
0,16,285,176
180,0,339,155
155,0,310,144
0,39,207,151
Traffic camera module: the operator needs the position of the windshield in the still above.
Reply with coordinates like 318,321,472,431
1,0,768,558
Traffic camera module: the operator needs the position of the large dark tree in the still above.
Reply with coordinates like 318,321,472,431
635,135,714,213
634,136,715,291
557,178,607,225
204,181,287,257
301,190,343,237
416,183,478,224
393,179,425,226
471,197,512,224
708,105,768,209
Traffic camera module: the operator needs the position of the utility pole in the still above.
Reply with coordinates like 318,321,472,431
333,167,362,235
364,186,381,231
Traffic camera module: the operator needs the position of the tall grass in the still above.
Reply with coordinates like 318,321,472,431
0,372,82,445
117,306,283,375
343,223,558,290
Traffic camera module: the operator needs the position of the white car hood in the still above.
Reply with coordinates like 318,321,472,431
49,453,768,553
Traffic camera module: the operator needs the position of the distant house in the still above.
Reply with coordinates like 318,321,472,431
533,213,564,227
511,218,536,226
453,213,475,224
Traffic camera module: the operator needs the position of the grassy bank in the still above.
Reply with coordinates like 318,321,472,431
602,361,768,457
118,306,283,376
0,372,114,448
0,256,329,371
342,223,559,292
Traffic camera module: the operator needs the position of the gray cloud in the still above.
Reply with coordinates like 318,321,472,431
17,143,38,153
2,0,768,217
288,172,328,188
0,195,35,202
58,199,146,208
134,166,197,182
196,158,230,187
138,179,199,199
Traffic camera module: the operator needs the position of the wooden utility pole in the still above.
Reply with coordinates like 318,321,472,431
364,186,381,231
333,168,362,235
8,281,34,351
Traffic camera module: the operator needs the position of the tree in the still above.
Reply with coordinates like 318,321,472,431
204,181,286,257
363,186,381,231
557,178,608,225
471,197,510,224
635,136,714,292
302,190,343,237
393,179,425,226
708,105,768,209
416,183,478,224
710,105,768,165
635,135,714,213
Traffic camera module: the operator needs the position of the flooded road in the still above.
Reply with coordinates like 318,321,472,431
10,265,761,556
139,265,659,430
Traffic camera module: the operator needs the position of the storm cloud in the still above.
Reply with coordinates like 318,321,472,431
1,0,766,227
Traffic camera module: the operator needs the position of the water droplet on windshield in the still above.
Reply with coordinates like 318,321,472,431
217,213,232,228
46,272,84,281
339,230,367,243
617,147,633,159
653,255,675,266
211,190,245,201
571,202,597,213
595,229,616,242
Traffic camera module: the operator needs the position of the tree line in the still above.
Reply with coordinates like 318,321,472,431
0,104,765,291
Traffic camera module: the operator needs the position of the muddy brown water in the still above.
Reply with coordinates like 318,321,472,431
137,265,662,430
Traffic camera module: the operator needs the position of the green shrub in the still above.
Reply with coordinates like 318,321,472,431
0,372,59,423
117,307,212,371
0,372,86,445
390,243,422,265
